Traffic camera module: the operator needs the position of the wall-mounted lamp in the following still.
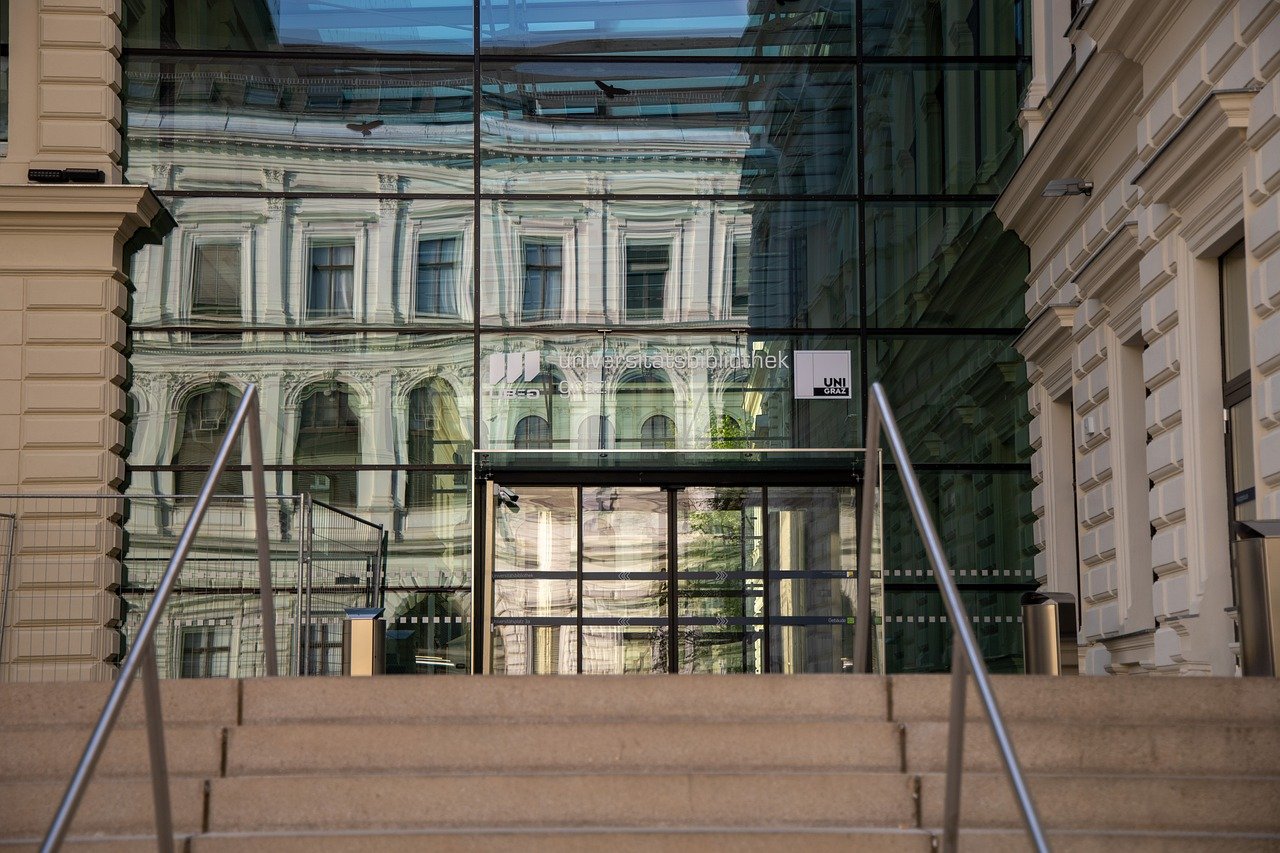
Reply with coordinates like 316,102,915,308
1042,178,1093,197
28,168,106,184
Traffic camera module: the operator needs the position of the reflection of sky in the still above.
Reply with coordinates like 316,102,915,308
272,0,751,49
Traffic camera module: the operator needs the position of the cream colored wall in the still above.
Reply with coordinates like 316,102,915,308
0,1,168,680
999,0,1280,675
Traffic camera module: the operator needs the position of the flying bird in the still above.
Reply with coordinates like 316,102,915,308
594,80,632,99
345,119,384,136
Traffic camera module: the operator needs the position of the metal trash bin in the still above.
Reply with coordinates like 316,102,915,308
1020,591,1077,675
342,607,386,676
1232,520,1280,677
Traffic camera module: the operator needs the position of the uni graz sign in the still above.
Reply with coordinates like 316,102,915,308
486,348,851,401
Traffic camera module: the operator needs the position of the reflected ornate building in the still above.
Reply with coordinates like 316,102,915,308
107,0,1032,676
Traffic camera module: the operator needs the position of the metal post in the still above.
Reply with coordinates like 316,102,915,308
852,402,882,674
942,650,968,852
246,391,278,677
293,495,304,677
140,645,175,853
0,511,17,668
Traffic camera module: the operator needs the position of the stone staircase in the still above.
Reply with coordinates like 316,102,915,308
1,675,1279,851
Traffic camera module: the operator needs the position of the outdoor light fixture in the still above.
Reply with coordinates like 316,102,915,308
1042,178,1093,197
27,168,106,184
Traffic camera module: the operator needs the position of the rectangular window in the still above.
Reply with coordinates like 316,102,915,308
415,237,459,317
1,0,7,147
1221,241,1255,522
731,240,750,316
308,242,356,318
191,244,241,318
522,240,562,322
625,243,669,321
179,625,231,678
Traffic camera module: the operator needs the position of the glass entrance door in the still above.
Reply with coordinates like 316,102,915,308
487,481,862,674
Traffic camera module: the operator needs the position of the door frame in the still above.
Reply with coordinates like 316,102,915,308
472,462,864,674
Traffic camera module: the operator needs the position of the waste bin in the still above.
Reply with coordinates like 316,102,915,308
1020,591,1077,675
1232,520,1280,677
342,607,386,676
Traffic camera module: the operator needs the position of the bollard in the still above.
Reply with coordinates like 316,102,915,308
1020,591,1077,675
342,607,386,676
1232,520,1280,676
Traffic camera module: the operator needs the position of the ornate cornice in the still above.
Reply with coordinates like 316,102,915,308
1132,89,1255,209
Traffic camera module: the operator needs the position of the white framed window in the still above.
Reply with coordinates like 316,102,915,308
414,236,460,317
521,239,563,322
625,242,670,322
307,241,356,318
190,243,242,320
178,625,232,678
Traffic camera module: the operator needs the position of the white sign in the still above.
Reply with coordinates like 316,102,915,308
793,350,852,399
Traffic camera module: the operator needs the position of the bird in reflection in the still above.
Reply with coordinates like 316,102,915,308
345,119,384,136
594,80,632,99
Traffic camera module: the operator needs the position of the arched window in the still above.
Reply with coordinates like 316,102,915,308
616,368,673,447
295,385,360,507
172,386,242,496
640,414,676,449
514,415,552,450
577,415,615,449
407,379,469,508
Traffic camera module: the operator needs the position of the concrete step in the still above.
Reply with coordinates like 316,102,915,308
890,674,1280,725
0,679,237,730
0,778,205,839
204,771,918,833
905,719,1280,776
238,674,892,725
952,829,1280,852
919,772,1280,833
224,720,903,776
0,725,224,781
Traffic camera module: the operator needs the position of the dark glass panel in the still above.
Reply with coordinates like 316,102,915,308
1,0,8,143
123,58,474,193
481,61,854,196
863,0,1027,56
480,0,853,57
480,332,860,451
865,205,1026,328
123,0,475,54
869,335,1028,464
881,468,1034,674
863,65,1024,196
480,199,855,329
385,590,471,674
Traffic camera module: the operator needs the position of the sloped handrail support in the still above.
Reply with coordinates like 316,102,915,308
853,382,1049,853
41,385,277,853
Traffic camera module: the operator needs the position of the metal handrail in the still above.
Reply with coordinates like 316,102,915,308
41,385,278,853
852,383,1048,853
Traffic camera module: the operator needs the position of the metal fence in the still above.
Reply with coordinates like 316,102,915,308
0,494,384,682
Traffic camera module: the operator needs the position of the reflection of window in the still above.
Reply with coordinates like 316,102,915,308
514,415,552,449
306,623,343,676
191,244,241,319
577,415,615,449
180,626,231,678
1221,241,1255,522
308,243,355,318
172,386,242,496
296,386,360,506
625,243,669,321
415,237,459,317
731,240,750,316
522,240,562,322
407,379,468,507
0,1,7,145
641,414,675,449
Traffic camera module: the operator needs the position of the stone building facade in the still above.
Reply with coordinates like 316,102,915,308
1000,0,1280,674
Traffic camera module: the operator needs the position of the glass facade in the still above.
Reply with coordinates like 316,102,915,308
120,1,1032,674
